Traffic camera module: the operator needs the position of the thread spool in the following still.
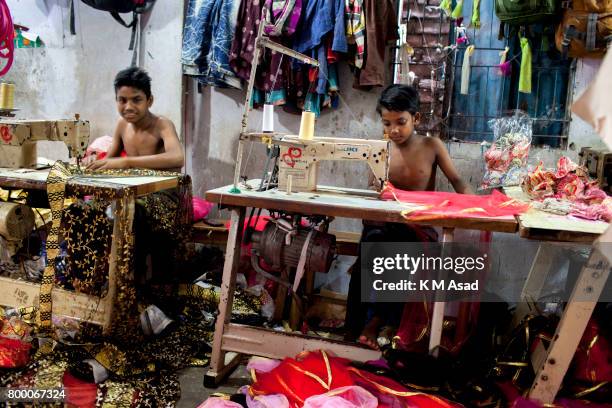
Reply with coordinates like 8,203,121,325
298,111,315,140
262,104,274,133
0,83,15,110
0,202,34,241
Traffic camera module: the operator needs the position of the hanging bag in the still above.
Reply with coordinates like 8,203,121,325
495,0,560,25
555,0,612,58
70,0,156,64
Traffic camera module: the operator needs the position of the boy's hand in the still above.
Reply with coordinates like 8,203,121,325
86,157,129,170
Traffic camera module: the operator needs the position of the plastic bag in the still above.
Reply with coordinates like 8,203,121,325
481,111,532,189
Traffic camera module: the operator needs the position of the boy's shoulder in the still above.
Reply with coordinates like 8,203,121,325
414,134,444,150
154,115,177,131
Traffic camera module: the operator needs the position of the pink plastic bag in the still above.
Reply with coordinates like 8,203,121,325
196,397,243,408
193,197,213,221
303,386,378,408
246,356,282,374
246,393,290,408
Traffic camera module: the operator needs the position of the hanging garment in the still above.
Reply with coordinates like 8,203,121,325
451,0,464,19
460,45,476,95
264,0,302,36
294,0,347,54
182,0,241,88
182,0,216,73
471,0,481,28
519,36,532,94
357,0,398,87
345,0,366,69
230,0,301,104
229,0,265,82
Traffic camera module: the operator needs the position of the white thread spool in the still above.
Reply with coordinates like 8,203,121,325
262,104,274,133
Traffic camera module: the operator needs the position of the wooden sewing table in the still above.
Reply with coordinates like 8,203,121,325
504,186,610,404
0,167,179,335
204,180,519,386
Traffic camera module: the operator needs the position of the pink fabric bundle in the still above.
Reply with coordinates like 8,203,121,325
196,397,243,408
522,157,612,221
193,197,213,221
303,386,378,408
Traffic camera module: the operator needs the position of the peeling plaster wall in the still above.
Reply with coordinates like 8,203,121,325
3,0,183,159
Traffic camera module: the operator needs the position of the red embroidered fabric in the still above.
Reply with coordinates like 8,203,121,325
248,350,461,407
380,183,528,221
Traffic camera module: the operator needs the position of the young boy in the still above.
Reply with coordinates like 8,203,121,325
88,67,184,171
377,84,471,194
347,84,472,349
87,68,189,296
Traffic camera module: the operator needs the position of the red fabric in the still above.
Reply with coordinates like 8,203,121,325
395,231,492,355
248,350,461,408
62,371,97,408
97,150,127,160
380,183,528,221
571,318,612,383
0,337,31,368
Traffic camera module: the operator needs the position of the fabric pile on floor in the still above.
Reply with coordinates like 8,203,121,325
198,350,461,408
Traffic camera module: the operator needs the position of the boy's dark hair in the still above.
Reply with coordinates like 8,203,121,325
376,84,420,115
114,67,152,99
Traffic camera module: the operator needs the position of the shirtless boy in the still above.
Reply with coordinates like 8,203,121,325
347,84,472,349
88,67,184,171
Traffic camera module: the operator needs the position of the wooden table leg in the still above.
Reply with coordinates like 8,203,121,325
512,243,557,329
528,246,610,404
102,194,135,336
205,207,246,387
429,227,454,355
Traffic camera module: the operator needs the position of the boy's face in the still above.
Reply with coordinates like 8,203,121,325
380,109,420,145
116,86,152,123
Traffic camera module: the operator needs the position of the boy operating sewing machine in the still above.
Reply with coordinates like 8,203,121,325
346,84,472,350
87,67,184,171
87,68,189,301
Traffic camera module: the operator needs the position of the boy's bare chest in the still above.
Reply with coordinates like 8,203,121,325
122,130,163,155
388,146,436,191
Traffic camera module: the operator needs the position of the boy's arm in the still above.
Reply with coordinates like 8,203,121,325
88,119,184,170
431,138,473,194
120,119,185,170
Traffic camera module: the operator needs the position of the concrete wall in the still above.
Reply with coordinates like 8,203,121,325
3,0,183,157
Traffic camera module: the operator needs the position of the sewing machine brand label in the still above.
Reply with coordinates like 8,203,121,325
335,144,369,159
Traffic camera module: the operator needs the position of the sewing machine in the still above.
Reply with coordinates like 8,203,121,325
0,117,90,168
231,22,389,196
239,133,390,194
